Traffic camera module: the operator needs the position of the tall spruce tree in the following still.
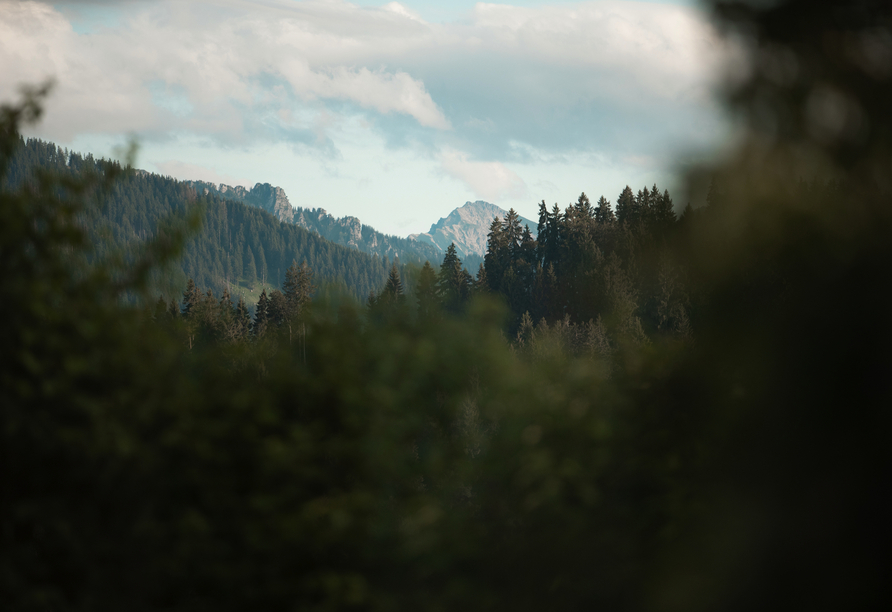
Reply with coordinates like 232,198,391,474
576,192,594,219
182,278,201,317
484,216,508,292
438,243,471,314
615,185,636,226
234,295,251,340
380,263,404,305
254,289,269,337
594,196,616,224
415,261,439,320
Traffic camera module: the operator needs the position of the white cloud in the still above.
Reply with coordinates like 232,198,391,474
440,147,528,202
1,0,450,144
152,160,250,188
0,0,732,232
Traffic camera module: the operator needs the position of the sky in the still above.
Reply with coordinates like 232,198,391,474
1,0,735,236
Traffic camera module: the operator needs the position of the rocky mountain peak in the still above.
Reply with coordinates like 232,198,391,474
409,201,536,258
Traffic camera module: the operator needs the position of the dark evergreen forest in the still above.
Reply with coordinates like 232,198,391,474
2,1,890,611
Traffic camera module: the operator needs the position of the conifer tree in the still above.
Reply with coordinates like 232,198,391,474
615,186,636,226
504,208,524,261
266,290,285,327
516,311,534,348
182,278,201,317
576,192,594,219
234,295,251,340
438,243,471,314
218,289,234,338
594,196,616,224
380,263,405,305
519,225,536,266
636,186,652,227
536,200,550,264
294,261,315,317
254,289,269,337
651,188,677,232
484,217,508,292
545,204,563,269
415,261,439,320
474,263,489,295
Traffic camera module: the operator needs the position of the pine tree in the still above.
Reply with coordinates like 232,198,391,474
234,295,251,340
484,216,508,292
615,186,637,226
474,263,489,295
438,243,471,314
545,204,563,269
520,225,536,267
294,261,315,318
182,278,201,317
218,289,234,338
594,196,616,224
268,290,287,327
380,263,405,305
636,186,652,227
651,188,677,232
516,311,534,348
254,289,269,337
415,261,439,320
536,200,550,264
576,192,594,219
504,208,524,261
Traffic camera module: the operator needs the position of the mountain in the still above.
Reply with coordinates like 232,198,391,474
7,139,393,302
187,181,294,224
189,181,444,266
408,201,537,260
292,207,444,266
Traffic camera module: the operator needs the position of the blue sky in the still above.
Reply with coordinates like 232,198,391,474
2,0,731,235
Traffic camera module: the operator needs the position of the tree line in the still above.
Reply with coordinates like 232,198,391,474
2,138,397,302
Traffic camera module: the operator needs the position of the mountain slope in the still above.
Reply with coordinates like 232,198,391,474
188,180,294,224
409,201,537,259
189,180,444,266
292,207,444,265
7,139,392,301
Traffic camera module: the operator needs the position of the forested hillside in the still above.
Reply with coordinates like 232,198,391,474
3,0,890,609
187,178,446,266
2,139,394,301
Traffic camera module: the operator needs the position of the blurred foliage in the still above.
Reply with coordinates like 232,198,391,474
3,0,892,609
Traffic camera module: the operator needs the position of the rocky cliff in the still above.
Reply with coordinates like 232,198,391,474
293,207,443,265
187,181,294,224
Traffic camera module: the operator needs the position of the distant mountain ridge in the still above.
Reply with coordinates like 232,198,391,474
188,180,444,266
6,140,395,301
409,201,537,259
187,183,534,269
291,207,444,265
187,181,294,224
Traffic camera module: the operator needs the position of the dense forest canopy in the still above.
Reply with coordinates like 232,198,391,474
1,138,396,303
2,0,891,610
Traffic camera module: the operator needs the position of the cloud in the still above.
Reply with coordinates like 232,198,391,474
2,0,729,168
1,0,449,145
440,148,528,202
153,160,250,187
